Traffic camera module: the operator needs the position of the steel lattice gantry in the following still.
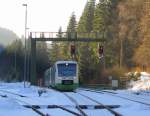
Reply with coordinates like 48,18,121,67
29,32,105,85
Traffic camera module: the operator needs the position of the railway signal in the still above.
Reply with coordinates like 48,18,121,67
98,44,104,59
70,44,76,57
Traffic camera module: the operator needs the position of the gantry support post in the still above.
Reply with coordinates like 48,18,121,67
30,37,36,85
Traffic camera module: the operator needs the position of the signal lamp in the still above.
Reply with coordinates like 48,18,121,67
70,44,76,55
98,45,104,59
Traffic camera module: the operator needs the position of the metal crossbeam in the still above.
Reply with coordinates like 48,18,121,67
30,32,105,42
35,38,105,42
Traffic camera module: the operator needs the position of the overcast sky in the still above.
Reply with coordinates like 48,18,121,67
0,0,97,37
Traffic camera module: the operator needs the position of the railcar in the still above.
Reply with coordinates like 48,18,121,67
44,61,78,91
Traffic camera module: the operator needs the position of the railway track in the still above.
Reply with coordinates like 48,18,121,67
50,88,87,116
73,91,122,116
63,92,88,116
0,90,47,116
0,90,46,116
49,88,122,116
0,89,27,97
79,88,150,107
60,91,122,116
0,89,83,116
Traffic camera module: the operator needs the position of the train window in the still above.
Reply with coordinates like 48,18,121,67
57,63,76,77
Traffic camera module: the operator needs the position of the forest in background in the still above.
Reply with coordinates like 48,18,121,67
0,0,150,84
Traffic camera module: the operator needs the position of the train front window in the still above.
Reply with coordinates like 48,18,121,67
57,63,76,77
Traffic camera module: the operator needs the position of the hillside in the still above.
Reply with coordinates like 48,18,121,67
0,44,4,53
0,27,19,46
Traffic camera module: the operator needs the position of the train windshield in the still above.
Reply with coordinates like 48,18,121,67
57,63,76,77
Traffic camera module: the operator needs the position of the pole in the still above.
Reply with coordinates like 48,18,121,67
27,29,30,84
23,4,27,88
120,38,123,68
15,39,17,79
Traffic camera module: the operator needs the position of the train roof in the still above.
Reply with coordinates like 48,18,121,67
55,60,77,64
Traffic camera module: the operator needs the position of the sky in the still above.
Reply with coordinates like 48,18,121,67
0,0,94,37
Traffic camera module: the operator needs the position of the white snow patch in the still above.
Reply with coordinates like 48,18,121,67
129,72,150,91
0,82,150,115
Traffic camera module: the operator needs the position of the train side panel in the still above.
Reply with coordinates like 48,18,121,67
44,61,79,91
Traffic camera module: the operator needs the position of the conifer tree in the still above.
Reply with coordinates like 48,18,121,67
61,12,77,60
50,27,62,63
57,26,63,38
36,42,50,77
77,0,96,84
116,0,143,68
67,12,77,32
91,0,120,69
77,0,95,32
134,0,150,67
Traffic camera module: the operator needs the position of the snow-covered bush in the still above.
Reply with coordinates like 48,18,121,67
127,72,140,81
134,72,141,78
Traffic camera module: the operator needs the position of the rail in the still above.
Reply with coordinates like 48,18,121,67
63,92,88,116
0,91,46,116
75,91,122,116
80,88,150,106
80,84,112,90
0,89,82,116
0,89,27,97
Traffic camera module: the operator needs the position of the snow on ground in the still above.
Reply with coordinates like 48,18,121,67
78,89,150,116
0,97,38,116
0,82,76,116
0,82,74,106
65,92,98,105
0,82,150,116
